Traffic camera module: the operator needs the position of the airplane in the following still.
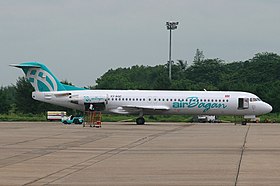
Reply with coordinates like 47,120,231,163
11,62,272,125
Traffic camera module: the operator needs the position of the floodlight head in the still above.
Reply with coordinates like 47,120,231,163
166,21,179,30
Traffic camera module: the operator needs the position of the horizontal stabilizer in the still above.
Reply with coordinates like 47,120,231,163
10,64,41,68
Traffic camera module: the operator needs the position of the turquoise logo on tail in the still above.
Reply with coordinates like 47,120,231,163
12,62,85,92
27,68,58,91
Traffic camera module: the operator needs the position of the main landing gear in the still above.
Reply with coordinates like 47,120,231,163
234,116,248,125
136,110,145,125
136,117,145,125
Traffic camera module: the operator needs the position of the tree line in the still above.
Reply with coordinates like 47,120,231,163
0,51,279,114
95,51,280,112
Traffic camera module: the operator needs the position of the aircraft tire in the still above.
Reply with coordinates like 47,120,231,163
242,121,247,125
136,117,145,125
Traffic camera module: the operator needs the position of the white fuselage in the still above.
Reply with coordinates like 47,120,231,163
32,90,272,116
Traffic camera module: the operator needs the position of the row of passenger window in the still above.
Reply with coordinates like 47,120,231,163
108,97,229,102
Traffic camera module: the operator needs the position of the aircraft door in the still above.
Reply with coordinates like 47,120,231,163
238,98,249,109
84,95,107,111
85,102,106,111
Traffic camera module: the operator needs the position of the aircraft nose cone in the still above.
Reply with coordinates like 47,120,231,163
255,102,272,115
266,103,273,113
262,102,273,114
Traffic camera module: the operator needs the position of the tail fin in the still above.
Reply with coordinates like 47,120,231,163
11,62,84,92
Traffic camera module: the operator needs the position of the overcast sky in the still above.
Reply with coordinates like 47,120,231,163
1,0,280,87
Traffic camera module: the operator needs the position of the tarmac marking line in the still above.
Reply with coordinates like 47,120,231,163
0,134,108,169
235,125,250,186
23,124,195,185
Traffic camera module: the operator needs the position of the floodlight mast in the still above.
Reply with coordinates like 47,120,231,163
166,21,179,81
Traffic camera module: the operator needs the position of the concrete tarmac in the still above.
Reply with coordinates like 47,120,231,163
0,122,279,185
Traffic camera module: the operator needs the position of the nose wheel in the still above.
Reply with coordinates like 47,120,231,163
136,117,145,125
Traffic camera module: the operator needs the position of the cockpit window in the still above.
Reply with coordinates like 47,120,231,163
250,98,261,102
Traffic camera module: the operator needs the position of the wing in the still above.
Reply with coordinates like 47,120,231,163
109,105,170,114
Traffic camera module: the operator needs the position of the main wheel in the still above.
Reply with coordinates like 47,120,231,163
136,117,145,125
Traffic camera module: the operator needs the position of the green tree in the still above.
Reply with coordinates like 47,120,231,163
14,77,74,114
14,77,35,113
92,52,280,112
176,60,188,71
186,58,224,85
193,49,204,64
0,87,11,114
